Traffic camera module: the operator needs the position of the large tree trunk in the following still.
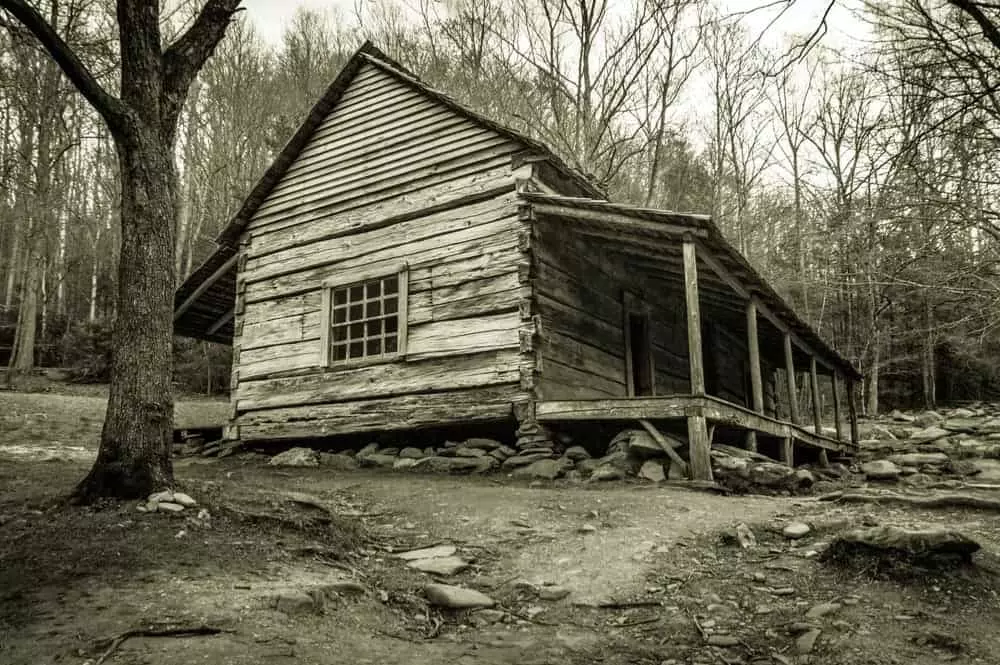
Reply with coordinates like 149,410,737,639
73,128,177,501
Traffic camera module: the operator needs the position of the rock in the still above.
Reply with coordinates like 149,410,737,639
326,581,366,596
951,407,976,418
379,447,400,456
408,556,469,575
805,601,841,618
454,447,487,458
946,459,980,476
734,523,757,548
564,445,591,461
890,409,915,423
512,458,571,480
576,458,601,476
156,502,185,513
462,438,503,451
425,583,495,609
901,472,932,487
913,410,944,427
171,492,196,507
357,453,398,468
783,522,811,539
749,462,795,487
790,468,815,488
714,455,751,477
913,426,950,441
357,443,380,457
861,460,901,480
821,526,980,567
887,452,949,466
422,446,437,457
579,524,598,533
971,459,1000,481
318,452,359,470
273,590,318,615
667,460,687,480
269,447,319,467
397,544,457,560
706,635,740,647
399,447,424,459
638,460,666,482
538,585,571,601
469,608,506,626
795,628,822,654
148,490,173,503
867,424,898,440
393,458,419,470
502,453,552,469
589,465,624,481
489,445,517,460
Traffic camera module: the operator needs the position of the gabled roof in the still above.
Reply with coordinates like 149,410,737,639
213,41,601,248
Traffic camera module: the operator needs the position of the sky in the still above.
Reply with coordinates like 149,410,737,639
241,0,868,51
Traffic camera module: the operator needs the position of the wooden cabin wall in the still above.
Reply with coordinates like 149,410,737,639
532,225,692,400
229,62,535,441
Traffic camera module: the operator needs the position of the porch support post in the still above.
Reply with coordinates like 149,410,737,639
832,372,844,442
847,377,860,446
746,298,764,452
783,333,800,424
781,436,794,467
809,357,822,435
683,239,712,481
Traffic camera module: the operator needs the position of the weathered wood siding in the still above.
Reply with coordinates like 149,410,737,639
532,222,751,405
231,62,533,441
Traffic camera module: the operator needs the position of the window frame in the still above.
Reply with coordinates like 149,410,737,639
319,262,409,368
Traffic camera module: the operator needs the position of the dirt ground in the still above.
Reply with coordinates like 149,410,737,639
2,388,1000,665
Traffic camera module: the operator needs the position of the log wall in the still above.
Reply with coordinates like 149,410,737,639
231,63,533,441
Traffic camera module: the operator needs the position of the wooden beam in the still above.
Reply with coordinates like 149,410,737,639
810,357,822,435
639,419,689,478
206,308,234,336
781,437,794,467
174,253,239,320
687,414,713,481
745,430,758,453
683,240,705,396
832,372,844,442
847,377,860,446
532,202,710,239
784,334,800,424
747,299,764,413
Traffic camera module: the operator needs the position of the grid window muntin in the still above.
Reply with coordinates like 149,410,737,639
323,269,407,366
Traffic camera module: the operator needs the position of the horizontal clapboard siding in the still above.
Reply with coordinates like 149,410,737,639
232,63,533,441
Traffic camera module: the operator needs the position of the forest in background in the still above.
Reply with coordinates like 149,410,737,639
1,0,999,412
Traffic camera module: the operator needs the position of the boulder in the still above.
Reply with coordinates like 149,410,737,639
913,411,944,428
425,583,495,609
887,452,949,466
462,438,503,451
393,458,419,470
408,556,469,575
972,459,1000,482
748,462,795,487
399,447,424,459
357,453,398,468
589,465,624,481
889,409,915,423
609,429,672,459
380,447,401,456
783,522,811,539
454,447,488,458
148,490,174,503
502,452,553,469
790,468,815,488
172,492,197,507
866,424,898,440
576,458,601,476
564,445,591,461
913,426,950,441
414,456,495,474
272,590,318,615
489,445,517,461
713,455,751,478
269,448,319,467
512,458,571,480
638,460,666,483
950,407,976,419
357,443,380,457
318,453,358,470
861,460,901,480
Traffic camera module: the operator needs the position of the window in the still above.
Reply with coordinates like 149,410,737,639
321,265,408,367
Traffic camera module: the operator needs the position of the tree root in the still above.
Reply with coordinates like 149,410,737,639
820,491,1000,512
94,624,231,664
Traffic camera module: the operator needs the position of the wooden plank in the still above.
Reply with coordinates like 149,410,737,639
532,203,708,238
784,334,800,424
536,397,691,421
536,357,625,400
238,385,522,440
810,356,822,435
237,348,523,411
683,240,705,395
687,414,713,481
747,299,764,413
406,311,520,361
639,419,689,478
832,372,844,441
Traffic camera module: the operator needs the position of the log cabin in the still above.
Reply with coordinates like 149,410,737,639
173,42,861,480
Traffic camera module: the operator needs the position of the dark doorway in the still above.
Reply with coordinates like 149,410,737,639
627,311,654,396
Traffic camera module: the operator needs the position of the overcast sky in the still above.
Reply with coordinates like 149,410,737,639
240,0,866,51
